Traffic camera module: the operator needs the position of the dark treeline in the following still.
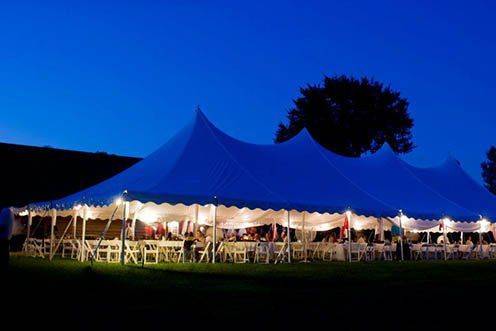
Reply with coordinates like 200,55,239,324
0,143,141,208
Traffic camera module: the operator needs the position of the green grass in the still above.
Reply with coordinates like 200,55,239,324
6,256,496,329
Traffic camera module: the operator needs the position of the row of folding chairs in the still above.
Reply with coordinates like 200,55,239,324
410,244,496,260
215,241,287,263
310,242,398,262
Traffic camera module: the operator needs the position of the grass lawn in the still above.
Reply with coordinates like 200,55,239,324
5,256,496,329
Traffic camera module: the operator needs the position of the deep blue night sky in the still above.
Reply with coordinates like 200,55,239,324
1,1,495,182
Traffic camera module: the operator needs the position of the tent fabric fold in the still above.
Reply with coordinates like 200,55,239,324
30,110,494,224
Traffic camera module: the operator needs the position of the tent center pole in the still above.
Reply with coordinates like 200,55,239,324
287,210,291,263
120,201,129,265
399,212,404,262
81,207,88,262
24,209,32,253
347,212,352,263
49,209,57,261
212,198,218,264
443,219,447,260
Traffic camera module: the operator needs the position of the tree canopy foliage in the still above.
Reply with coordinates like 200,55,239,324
481,146,496,195
275,75,414,156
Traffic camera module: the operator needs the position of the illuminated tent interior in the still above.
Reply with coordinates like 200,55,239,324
21,109,496,259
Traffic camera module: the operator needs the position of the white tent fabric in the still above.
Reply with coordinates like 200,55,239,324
25,110,495,232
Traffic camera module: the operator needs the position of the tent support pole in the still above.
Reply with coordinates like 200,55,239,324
399,212,404,262
131,209,139,241
287,210,291,263
50,216,74,260
120,201,129,265
81,207,88,262
379,218,385,241
302,211,307,262
461,231,464,244
347,212,352,263
92,206,119,264
479,225,483,259
73,209,78,239
49,209,57,261
212,198,218,264
443,219,447,260
24,209,32,253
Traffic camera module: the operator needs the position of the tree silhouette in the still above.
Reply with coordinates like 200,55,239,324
481,146,496,195
275,75,414,156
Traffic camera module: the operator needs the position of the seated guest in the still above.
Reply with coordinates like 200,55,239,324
195,230,206,244
253,233,260,242
144,225,154,239
155,222,166,240
185,231,195,241
265,231,274,242
227,232,237,242
437,234,449,244
281,230,287,242
357,235,367,244
466,236,474,247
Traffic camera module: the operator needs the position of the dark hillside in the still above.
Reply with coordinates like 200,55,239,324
0,142,141,207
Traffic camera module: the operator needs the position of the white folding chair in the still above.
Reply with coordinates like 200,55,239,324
291,242,304,260
255,242,270,264
479,245,490,259
125,241,140,264
445,244,457,260
197,242,211,263
274,242,288,264
107,240,121,263
350,243,367,261
373,243,386,260
383,244,393,261
141,240,159,264
489,244,496,259
233,242,248,263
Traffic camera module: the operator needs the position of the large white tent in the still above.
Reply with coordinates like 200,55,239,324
21,110,496,262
